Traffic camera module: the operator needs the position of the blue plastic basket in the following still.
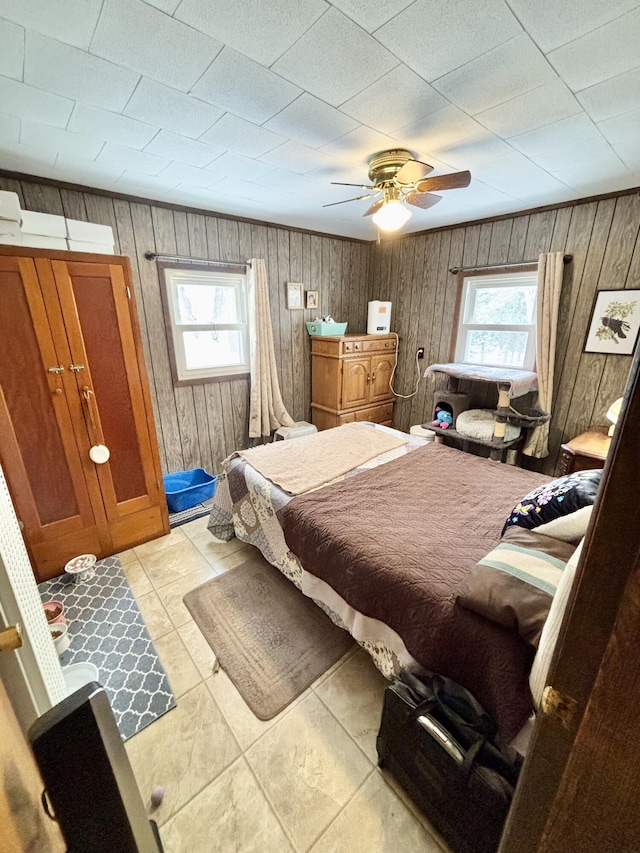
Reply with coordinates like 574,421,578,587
163,468,217,513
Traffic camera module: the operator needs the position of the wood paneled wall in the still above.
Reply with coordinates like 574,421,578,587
3,172,638,479
370,193,640,474
0,176,370,475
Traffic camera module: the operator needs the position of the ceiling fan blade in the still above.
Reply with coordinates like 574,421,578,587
415,170,472,193
330,182,377,189
394,158,434,184
363,199,385,218
322,193,379,208
404,192,442,210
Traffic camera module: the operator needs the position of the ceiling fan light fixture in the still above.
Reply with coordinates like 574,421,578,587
372,198,411,232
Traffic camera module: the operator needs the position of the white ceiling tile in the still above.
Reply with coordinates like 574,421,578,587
550,159,636,194
115,170,181,194
340,65,447,135
123,78,223,138
396,105,485,153
0,113,20,143
156,161,223,188
328,0,414,32
428,131,514,171
95,142,171,175
55,154,125,184
476,80,581,137
598,108,640,145
24,32,140,112
68,103,158,150
375,0,521,81
272,7,398,107
0,140,57,170
0,75,74,128
260,168,327,195
174,0,327,66
613,141,640,173
259,140,338,174
527,134,623,173
199,114,285,158
472,151,570,198
0,0,103,50
505,0,639,53
212,176,292,205
433,34,557,115
205,152,275,181
0,18,23,80
263,93,358,148
192,47,302,124
547,7,640,92
507,113,601,156
450,180,519,208
142,0,181,11
90,0,222,92
577,67,640,123
320,125,401,165
20,120,104,159
143,130,224,167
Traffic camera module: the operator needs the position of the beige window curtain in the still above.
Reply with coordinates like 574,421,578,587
522,251,565,458
248,258,295,439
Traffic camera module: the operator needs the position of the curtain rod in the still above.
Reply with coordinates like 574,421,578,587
449,255,572,275
145,251,250,269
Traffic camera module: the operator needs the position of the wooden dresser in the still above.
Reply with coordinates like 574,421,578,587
311,334,397,430
558,425,611,475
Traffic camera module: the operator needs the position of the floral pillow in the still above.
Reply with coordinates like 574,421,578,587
502,469,601,536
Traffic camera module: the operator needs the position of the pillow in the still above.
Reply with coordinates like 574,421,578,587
456,527,576,646
502,469,601,536
530,538,584,708
535,504,593,544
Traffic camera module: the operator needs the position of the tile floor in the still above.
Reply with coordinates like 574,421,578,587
120,517,451,853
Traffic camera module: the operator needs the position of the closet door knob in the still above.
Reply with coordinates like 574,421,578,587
53,388,63,395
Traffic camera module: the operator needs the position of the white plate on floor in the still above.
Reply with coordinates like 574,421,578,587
62,662,100,695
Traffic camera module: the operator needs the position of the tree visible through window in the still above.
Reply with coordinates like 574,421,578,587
454,271,538,371
162,266,249,382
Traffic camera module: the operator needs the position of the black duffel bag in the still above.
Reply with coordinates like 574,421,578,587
376,671,522,853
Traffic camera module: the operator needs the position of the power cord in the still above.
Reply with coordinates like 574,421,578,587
388,332,422,399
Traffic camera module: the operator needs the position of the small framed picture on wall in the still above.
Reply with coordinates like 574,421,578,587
584,289,640,355
306,290,318,309
286,282,304,309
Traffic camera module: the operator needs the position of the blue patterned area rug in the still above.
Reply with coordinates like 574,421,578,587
39,556,176,740
168,497,214,528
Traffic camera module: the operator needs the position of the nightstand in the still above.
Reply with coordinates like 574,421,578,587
559,426,611,475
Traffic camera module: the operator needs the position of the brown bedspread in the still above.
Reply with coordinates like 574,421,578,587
282,443,552,740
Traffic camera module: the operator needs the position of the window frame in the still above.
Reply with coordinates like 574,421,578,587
159,262,250,386
452,265,538,372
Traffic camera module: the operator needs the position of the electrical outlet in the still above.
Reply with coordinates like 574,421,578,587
417,347,425,359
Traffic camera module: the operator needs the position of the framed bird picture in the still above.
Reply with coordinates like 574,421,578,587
584,289,640,355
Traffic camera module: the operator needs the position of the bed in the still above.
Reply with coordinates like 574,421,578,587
207,424,556,740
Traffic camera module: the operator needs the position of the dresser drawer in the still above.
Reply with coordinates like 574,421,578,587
341,339,364,354
362,337,395,353
354,403,394,423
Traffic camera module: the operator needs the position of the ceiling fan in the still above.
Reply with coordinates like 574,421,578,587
324,148,471,232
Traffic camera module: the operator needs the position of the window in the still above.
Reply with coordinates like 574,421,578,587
162,266,249,382
454,270,538,371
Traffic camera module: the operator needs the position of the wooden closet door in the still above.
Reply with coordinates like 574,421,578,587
46,259,168,552
0,257,105,580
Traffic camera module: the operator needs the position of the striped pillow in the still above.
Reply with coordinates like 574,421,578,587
457,528,576,646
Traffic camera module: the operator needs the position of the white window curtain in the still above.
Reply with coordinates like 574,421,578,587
522,251,565,458
247,258,295,439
